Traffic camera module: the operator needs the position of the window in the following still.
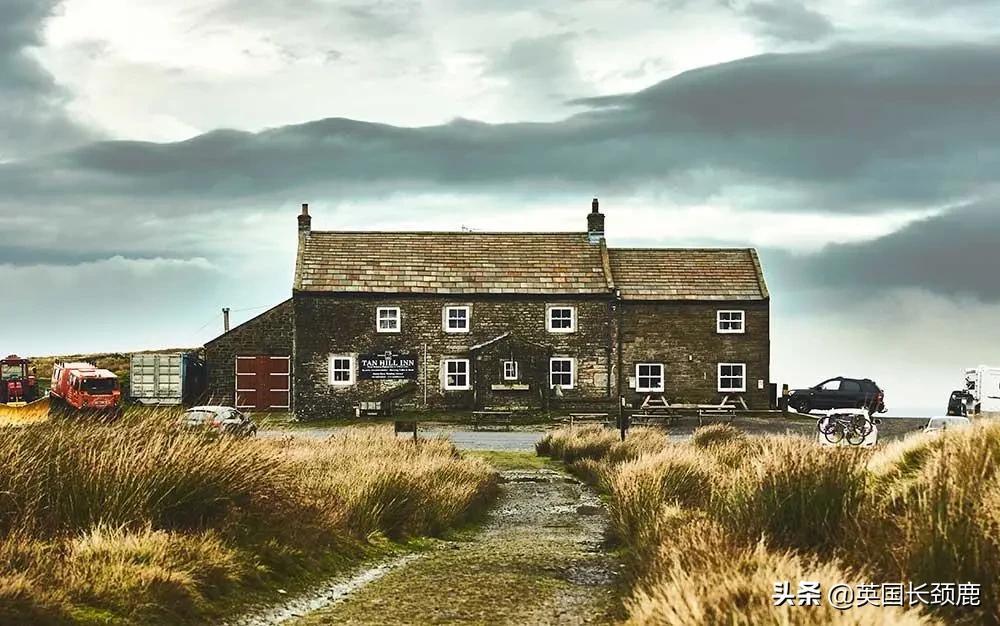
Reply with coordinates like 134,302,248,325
547,306,576,333
443,305,470,333
840,380,861,392
718,363,746,392
717,310,745,334
635,363,665,392
329,355,354,386
820,379,841,391
550,358,575,389
502,360,519,381
377,306,401,333
443,359,470,390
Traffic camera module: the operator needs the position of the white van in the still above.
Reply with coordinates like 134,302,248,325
964,366,1000,415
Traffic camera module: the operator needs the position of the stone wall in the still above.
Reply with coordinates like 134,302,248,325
293,293,615,420
203,300,293,407
618,300,771,410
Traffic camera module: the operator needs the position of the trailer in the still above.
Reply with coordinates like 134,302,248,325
964,365,1000,416
130,353,206,406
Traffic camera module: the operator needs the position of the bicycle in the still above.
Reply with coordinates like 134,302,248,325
817,411,873,446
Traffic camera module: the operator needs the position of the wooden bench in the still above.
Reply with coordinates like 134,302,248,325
565,412,610,426
472,410,512,431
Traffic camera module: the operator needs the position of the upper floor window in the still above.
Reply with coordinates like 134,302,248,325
443,305,471,333
547,305,577,333
717,310,745,334
635,363,664,393
550,357,575,389
329,355,355,386
443,359,470,390
503,360,519,381
718,363,746,392
377,306,401,333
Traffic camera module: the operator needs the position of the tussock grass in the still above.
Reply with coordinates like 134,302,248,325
0,417,498,624
718,437,867,555
537,422,1000,624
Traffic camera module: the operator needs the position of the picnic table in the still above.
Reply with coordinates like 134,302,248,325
472,410,512,431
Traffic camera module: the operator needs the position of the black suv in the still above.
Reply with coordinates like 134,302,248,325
787,377,886,415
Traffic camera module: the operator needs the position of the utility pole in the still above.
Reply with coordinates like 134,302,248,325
222,308,230,333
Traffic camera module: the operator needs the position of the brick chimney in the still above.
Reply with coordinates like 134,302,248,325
298,203,312,233
587,197,605,244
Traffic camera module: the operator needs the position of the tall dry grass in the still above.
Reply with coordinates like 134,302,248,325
538,422,1000,624
0,419,497,624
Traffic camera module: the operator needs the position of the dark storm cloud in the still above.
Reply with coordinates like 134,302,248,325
0,0,95,160
742,1,834,42
765,201,1000,301
3,43,997,211
3,42,1000,279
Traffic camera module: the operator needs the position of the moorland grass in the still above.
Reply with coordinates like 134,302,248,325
0,415,497,624
539,422,1000,625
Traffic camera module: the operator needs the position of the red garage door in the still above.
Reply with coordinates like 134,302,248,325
235,356,290,410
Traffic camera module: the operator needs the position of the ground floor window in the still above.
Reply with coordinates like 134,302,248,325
718,363,746,392
443,359,470,390
329,354,355,386
503,360,519,381
635,363,664,392
550,357,575,390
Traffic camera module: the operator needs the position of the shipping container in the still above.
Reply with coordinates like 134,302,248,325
130,353,206,405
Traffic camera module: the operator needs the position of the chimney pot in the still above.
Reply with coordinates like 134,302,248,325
587,197,605,244
298,203,312,233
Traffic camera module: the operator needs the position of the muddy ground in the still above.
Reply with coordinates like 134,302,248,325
290,468,620,625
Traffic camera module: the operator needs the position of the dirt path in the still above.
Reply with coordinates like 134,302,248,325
292,468,621,625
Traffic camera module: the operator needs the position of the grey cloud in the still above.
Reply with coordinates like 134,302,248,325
743,1,834,42
484,33,584,102
765,200,1000,301
3,43,1000,267
0,0,95,160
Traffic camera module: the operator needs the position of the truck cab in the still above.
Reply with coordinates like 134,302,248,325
50,362,121,415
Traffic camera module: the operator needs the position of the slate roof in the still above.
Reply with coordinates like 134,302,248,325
294,231,768,301
294,232,609,294
608,248,768,301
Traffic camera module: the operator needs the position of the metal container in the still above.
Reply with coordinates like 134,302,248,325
130,353,205,405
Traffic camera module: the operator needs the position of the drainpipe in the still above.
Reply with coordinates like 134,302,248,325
423,343,428,407
615,288,625,440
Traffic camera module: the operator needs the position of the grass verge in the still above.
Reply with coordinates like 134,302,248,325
0,416,498,624
537,422,1000,625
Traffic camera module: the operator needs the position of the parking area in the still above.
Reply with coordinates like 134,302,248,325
257,414,932,451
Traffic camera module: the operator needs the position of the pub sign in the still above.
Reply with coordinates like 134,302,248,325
359,351,418,380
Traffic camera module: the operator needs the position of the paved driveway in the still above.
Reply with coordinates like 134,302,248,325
257,427,547,451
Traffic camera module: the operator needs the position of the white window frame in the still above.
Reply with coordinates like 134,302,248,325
502,360,519,381
549,357,575,390
718,363,747,393
717,310,745,334
443,305,471,333
635,363,665,393
329,354,355,386
376,306,401,333
442,359,471,391
547,305,577,333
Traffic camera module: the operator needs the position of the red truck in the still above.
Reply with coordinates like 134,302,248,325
49,362,122,417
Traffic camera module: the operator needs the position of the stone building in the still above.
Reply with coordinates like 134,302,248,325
204,200,770,419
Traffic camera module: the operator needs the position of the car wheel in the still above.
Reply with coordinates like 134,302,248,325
798,398,811,415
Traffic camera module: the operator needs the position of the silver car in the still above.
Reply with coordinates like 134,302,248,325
180,405,257,437
923,416,971,434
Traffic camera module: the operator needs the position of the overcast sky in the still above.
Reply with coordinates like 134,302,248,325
3,0,999,415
